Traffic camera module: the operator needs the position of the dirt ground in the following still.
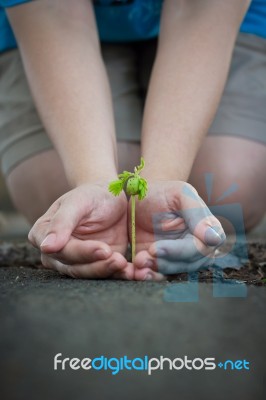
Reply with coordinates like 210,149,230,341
0,239,265,285
0,239,265,400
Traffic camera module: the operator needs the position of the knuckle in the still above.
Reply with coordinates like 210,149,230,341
28,229,34,244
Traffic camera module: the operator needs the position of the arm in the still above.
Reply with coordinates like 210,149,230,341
7,0,117,186
141,0,251,181
7,0,131,280
133,0,250,276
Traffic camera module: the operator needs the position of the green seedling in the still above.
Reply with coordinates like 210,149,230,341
108,157,148,262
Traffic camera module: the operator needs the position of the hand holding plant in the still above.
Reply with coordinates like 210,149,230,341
132,181,226,280
29,183,130,279
109,163,226,281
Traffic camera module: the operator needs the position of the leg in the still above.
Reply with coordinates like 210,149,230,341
189,136,266,232
6,149,69,224
1,44,142,225
189,33,266,232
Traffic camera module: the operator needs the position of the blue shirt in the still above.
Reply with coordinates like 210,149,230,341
0,0,266,53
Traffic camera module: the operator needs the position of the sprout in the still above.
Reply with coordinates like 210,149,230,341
108,157,148,261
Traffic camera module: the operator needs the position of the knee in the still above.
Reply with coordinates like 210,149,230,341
189,171,265,233
6,151,70,224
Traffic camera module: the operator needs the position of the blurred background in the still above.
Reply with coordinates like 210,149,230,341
0,171,30,240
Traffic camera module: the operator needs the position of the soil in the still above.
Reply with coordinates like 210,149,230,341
0,239,265,285
0,240,265,400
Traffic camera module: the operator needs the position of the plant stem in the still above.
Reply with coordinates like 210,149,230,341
131,195,136,262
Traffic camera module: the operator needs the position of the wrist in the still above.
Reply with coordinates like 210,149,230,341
66,161,118,188
142,158,190,183
141,135,194,183
74,174,117,188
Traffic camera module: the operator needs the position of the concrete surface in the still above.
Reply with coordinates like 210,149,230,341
0,266,265,400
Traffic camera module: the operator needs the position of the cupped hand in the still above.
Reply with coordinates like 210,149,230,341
28,183,134,279
131,181,226,280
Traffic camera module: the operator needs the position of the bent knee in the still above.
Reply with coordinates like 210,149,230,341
6,150,69,224
189,171,266,233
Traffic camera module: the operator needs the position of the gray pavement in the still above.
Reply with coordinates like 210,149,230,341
0,265,265,400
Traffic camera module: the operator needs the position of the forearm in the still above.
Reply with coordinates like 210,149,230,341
7,0,117,187
142,0,250,181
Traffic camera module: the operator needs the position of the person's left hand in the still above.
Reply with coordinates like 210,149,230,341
131,181,226,281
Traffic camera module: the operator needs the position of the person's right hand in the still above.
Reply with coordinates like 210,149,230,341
131,181,226,280
28,183,134,279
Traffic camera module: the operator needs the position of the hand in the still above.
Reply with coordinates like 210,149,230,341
132,181,226,280
28,183,134,279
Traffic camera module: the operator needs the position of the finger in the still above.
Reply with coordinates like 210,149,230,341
179,183,226,246
134,250,157,271
156,253,215,274
47,237,112,264
41,252,127,279
112,263,135,280
119,251,165,280
149,235,214,262
134,243,216,275
32,200,86,253
28,201,60,248
134,267,166,281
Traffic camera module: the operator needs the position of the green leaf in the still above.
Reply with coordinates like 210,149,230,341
135,157,145,174
139,177,147,190
118,170,133,186
108,179,124,196
108,158,148,201
137,177,148,200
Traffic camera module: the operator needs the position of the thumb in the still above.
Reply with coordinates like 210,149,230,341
39,204,81,253
179,184,226,246
194,222,226,247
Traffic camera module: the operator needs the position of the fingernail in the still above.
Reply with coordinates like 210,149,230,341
156,248,166,257
94,249,110,259
144,273,153,281
40,233,56,248
205,227,225,246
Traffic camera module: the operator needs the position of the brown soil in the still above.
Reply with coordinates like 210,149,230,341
169,240,266,286
0,240,265,285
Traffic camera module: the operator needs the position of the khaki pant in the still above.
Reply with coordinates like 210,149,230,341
0,33,266,177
